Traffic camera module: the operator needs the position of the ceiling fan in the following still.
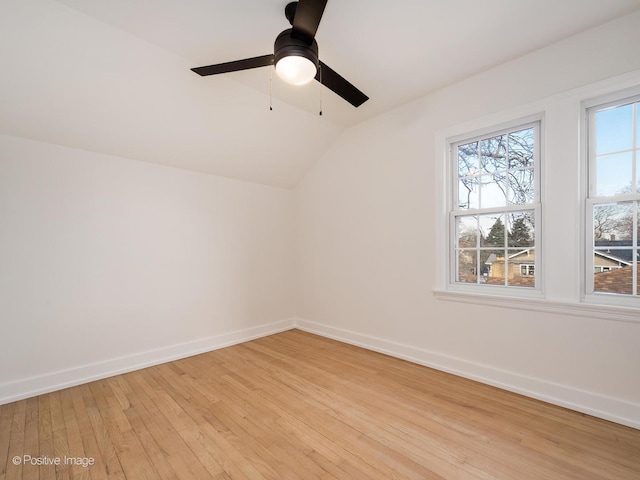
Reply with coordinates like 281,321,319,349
191,0,369,108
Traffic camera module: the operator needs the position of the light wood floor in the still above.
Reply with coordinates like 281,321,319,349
1,330,639,479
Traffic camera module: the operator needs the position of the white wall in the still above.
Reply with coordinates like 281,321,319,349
0,134,295,402
294,12,640,428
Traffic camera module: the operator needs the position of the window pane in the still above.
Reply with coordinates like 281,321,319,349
451,121,538,292
457,250,477,283
481,135,507,174
595,152,633,196
593,202,633,243
480,174,507,208
508,168,535,205
596,104,634,154
480,214,505,247
482,248,505,285
506,248,535,288
458,142,479,177
587,98,639,300
458,178,478,210
457,216,477,248
508,211,535,247
508,128,534,168
593,248,633,295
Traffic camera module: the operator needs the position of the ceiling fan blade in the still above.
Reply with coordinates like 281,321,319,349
316,61,369,108
191,54,274,76
291,0,328,44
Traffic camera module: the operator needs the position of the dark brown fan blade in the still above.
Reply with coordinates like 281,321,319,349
291,0,327,44
191,54,274,76
316,61,369,108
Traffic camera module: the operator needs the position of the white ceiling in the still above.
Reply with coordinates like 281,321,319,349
2,0,640,188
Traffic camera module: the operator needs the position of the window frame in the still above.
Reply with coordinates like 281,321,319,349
447,118,543,296
583,91,640,306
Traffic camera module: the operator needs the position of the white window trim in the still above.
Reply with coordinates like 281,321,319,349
581,88,640,308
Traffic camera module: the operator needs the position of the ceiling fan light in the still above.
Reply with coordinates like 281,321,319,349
275,55,317,85
274,29,319,86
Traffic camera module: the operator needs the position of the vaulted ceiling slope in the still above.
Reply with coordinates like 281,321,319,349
2,0,640,188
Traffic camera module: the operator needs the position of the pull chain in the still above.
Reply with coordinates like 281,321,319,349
269,66,273,111
319,64,323,116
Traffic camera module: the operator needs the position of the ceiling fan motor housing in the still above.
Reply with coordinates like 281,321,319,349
274,29,319,70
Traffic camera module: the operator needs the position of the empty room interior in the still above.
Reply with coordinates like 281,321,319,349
2,0,640,478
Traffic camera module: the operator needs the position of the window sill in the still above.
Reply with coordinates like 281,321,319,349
432,289,640,323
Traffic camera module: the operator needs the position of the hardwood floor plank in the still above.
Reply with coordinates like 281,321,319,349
0,401,16,480
60,388,92,480
22,397,40,480
148,365,283,479
69,385,108,480
161,362,328,479
50,391,73,480
90,379,162,480
121,392,181,480
123,370,221,479
78,383,125,479
5,400,26,480
37,394,57,480
1,329,639,479
127,369,262,479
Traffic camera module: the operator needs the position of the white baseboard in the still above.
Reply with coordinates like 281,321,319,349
0,318,295,406
294,318,640,430
3,316,638,430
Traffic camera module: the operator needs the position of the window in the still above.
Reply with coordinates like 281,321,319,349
520,264,535,276
450,121,540,290
436,80,640,320
586,95,640,299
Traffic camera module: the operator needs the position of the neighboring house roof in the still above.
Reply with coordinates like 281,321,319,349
508,249,534,264
485,253,498,264
457,275,535,287
594,250,632,266
593,266,634,295
485,276,535,287
595,240,633,247
594,240,637,264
